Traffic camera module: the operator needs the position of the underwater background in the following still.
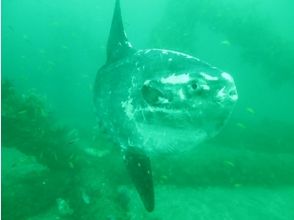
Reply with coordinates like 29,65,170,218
2,0,294,219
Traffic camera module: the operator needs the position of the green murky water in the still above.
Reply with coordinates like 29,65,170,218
2,0,294,219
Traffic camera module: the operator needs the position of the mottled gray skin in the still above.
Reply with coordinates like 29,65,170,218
94,48,238,155
94,0,238,212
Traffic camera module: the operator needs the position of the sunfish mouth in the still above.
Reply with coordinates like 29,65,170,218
215,72,238,102
215,86,238,104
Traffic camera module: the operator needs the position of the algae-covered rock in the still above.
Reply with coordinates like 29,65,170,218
1,80,131,220
2,148,72,220
2,80,87,171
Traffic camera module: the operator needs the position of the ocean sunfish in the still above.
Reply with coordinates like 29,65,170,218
94,0,238,212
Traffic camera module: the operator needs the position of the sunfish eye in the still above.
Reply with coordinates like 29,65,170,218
191,82,198,90
189,80,199,91
186,80,206,97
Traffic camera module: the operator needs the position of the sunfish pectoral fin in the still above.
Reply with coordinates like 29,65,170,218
123,146,155,212
106,0,135,64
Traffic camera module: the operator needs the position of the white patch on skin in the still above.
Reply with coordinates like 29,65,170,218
158,97,169,104
82,191,90,204
221,72,233,82
200,72,218,81
178,89,185,100
121,98,134,119
131,76,136,87
161,73,190,84
217,87,226,100
230,90,238,101
201,85,210,91
231,94,238,101
184,54,194,59
168,58,173,62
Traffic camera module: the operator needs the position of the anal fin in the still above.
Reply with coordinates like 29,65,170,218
123,146,154,212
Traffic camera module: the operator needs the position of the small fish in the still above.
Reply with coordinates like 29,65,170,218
160,175,169,183
221,40,231,46
67,138,80,145
39,152,44,159
23,34,29,40
47,60,56,66
246,107,255,115
69,154,75,160
56,198,73,215
224,160,235,168
17,110,27,115
234,183,242,188
96,150,110,158
68,162,74,169
39,49,46,54
81,191,90,204
61,45,69,50
67,129,78,137
236,122,246,129
51,21,60,27
53,152,58,161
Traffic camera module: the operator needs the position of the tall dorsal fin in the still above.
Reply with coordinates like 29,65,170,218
107,0,134,63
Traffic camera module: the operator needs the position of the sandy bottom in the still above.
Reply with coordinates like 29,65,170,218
128,186,294,220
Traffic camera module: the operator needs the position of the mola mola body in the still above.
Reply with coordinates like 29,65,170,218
94,0,238,212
